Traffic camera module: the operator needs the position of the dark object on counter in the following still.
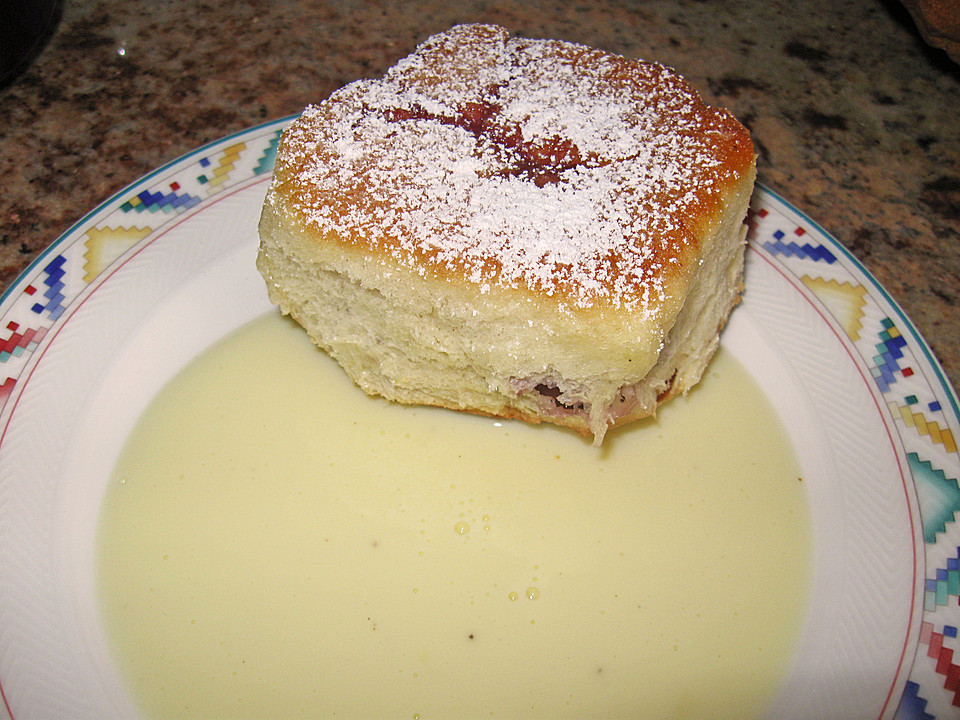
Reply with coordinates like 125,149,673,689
901,0,960,63
0,0,63,88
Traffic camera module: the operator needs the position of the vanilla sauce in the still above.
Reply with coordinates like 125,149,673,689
96,312,810,719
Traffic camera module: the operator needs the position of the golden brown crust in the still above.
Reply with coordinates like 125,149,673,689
270,23,754,316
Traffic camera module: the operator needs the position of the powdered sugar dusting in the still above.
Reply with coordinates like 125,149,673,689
274,24,752,311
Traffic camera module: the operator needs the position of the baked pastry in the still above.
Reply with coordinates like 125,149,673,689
257,23,756,444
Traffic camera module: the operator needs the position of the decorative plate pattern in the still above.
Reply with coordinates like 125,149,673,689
0,118,956,719
746,194,960,720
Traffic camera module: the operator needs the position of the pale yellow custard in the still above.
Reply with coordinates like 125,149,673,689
96,312,810,720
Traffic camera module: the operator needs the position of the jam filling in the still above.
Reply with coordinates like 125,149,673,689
534,383,585,411
384,100,588,187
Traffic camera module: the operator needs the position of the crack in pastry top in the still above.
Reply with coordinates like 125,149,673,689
272,24,753,312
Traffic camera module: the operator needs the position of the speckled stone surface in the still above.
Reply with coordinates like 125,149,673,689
1,0,958,393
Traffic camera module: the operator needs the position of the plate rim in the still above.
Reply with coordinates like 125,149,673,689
754,184,960,426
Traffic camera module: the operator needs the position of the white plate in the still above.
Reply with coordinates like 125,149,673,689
0,119,957,719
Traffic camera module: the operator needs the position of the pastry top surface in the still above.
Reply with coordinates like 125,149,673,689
269,23,754,314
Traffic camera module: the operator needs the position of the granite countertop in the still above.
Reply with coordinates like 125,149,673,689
1,0,958,395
